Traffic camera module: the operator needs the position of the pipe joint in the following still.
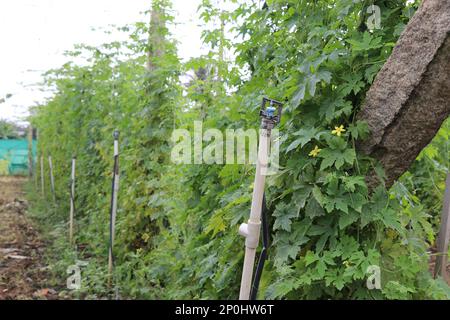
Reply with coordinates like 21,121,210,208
239,220,261,249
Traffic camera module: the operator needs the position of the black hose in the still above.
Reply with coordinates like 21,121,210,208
250,193,270,300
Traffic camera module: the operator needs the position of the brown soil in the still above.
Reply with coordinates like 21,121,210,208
0,176,57,299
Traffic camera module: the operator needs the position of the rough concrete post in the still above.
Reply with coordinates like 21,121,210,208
357,0,450,188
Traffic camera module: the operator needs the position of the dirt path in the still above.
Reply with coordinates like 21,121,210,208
0,176,56,299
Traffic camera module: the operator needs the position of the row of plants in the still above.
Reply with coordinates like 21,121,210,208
29,0,449,299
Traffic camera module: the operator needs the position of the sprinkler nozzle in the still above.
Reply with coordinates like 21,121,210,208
266,106,276,117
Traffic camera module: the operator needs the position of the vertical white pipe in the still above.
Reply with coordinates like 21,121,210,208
239,128,271,300
111,139,119,243
69,157,76,244
108,133,120,281
40,156,45,196
48,156,56,203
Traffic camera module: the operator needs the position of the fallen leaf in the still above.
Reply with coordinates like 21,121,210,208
34,288,49,297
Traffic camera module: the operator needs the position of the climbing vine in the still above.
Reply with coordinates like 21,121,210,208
30,0,449,300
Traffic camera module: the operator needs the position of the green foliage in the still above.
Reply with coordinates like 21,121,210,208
29,0,449,300
0,119,22,139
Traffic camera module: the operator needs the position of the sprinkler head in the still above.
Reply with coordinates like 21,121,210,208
113,130,120,140
260,97,283,126
266,106,276,117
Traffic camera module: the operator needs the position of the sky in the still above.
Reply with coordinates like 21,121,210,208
0,0,208,124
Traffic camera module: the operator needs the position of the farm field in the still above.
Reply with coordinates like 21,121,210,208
0,0,449,303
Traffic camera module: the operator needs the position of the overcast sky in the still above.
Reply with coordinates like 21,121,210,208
0,0,209,123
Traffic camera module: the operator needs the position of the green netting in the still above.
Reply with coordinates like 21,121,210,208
0,139,37,175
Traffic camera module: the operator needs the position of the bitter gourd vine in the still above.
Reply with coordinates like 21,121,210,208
30,0,450,299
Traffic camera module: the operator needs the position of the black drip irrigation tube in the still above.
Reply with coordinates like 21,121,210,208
250,193,270,300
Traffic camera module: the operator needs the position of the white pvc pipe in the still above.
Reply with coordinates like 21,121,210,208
108,136,120,279
111,140,119,244
69,158,76,244
239,128,271,300
40,156,45,196
114,139,119,157
111,174,119,244
48,156,56,203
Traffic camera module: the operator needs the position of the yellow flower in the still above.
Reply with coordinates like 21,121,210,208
142,233,150,243
309,145,321,157
136,248,143,255
332,125,346,137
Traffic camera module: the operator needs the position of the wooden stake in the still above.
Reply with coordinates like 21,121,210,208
434,173,450,282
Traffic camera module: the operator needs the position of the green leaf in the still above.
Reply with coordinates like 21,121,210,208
316,260,327,278
348,193,366,213
292,185,313,210
335,197,349,214
348,121,369,140
274,214,295,232
346,32,383,52
286,127,318,153
360,205,372,228
307,69,332,97
204,211,226,236
341,175,366,193
342,148,356,166
304,251,318,266
305,196,325,219
364,63,382,83
269,279,299,298
333,276,346,291
285,139,302,153
273,202,299,232
379,208,402,232
316,233,329,253
312,185,325,206
319,150,336,170
319,148,355,170
319,97,353,122
338,211,359,230
340,73,365,95
292,84,306,106
275,242,301,264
